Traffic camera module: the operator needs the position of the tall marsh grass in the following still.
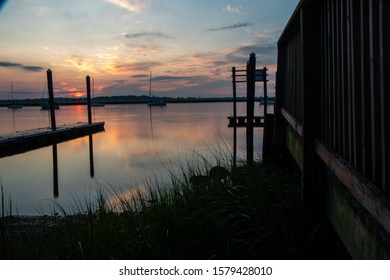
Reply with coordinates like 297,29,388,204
0,149,349,259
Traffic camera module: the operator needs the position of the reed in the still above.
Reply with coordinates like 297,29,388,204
0,150,348,259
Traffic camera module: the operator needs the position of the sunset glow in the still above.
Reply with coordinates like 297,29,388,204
73,92,85,98
0,0,299,99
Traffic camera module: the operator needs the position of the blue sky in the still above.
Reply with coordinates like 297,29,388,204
0,0,299,99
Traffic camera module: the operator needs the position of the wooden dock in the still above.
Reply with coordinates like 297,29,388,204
0,122,105,158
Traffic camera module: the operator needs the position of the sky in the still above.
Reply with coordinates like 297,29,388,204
0,0,299,99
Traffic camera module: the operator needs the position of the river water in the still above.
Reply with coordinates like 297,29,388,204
0,103,266,215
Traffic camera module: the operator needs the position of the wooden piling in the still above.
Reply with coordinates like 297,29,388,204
232,67,237,166
246,53,256,164
263,67,268,117
47,69,56,131
232,67,237,120
86,76,92,124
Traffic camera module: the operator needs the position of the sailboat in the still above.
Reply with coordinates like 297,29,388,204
147,72,166,106
7,83,23,109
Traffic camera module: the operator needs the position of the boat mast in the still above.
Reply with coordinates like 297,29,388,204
149,71,152,98
10,83,13,100
41,84,46,98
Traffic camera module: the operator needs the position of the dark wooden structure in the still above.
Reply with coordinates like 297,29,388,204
1,72,103,199
227,116,264,127
229,54,269,164
0,71,105,159
0,122,104,158
275,0,390,259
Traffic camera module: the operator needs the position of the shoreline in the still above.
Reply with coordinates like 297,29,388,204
0,96,275,107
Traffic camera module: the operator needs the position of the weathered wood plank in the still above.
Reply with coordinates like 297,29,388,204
281,108,302,137
315,139,390,234
326,178,390,259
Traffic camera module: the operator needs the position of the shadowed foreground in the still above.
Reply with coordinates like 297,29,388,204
0,161,349,259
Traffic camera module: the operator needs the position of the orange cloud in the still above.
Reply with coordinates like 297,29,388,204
64,55,98,73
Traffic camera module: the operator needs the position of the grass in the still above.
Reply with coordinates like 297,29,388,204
0,151,349,259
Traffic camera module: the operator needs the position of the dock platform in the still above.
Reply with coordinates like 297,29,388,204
227,116,264,127
0,122,105,158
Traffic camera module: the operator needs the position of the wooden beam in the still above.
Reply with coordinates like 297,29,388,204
281,108,303,137
246,53,256,164
315,139,390,234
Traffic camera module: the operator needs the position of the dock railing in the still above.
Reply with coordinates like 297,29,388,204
275,0,390,259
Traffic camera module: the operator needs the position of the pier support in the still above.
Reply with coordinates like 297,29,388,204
246,53,256,165
229,53,270,164
47,69,56,130
86,76,92,124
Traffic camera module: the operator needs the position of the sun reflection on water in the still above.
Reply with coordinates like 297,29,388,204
0,103,265,214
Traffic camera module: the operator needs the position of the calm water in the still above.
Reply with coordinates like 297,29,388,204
0,103,266,215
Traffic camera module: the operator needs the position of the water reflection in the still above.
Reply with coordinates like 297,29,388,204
89,135,95,178
0,103,265,214
49,134,96,199
149,106,154,138
52,144,59,198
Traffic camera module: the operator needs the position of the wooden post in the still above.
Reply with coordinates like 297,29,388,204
246,53,256,165
263,67,268,117
86,75,92,124
232,67,237,120
47,69,56,131
232,67,237,167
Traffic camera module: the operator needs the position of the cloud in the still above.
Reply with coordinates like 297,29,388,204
122,32,167,39
64,55,97,73
104,0,146,13
0,61,44,72
225,43,277,65
0,61,20,68
149,75,206,92
207,22,251,32
111,61,161,74
226,5,242,14
131,74,149,78
23,66,44,72
153,75,202,82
